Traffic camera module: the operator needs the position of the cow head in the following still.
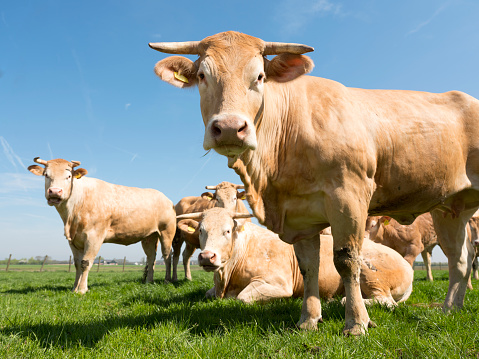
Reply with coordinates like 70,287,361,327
205,181,245,211
177,207,253,272
27,157,87,206
150,31,314,157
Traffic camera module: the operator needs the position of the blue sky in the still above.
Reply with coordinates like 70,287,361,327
1,0,478,262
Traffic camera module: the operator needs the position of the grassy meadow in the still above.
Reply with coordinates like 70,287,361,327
1,266,479,358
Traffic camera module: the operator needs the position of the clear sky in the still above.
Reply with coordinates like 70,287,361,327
1,0,478,263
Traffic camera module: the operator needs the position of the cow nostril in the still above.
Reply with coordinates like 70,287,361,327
211,122,222,137
238,122,247,133
210,254,216,263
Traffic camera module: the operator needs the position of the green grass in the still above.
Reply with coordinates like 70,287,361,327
1,268,479,358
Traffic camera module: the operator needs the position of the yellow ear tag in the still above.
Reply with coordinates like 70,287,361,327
240,195,246,200
187,226,195,233
207,196,213,200
174,72,189,84
75,173,82,179
383,219,390,226
238,225,245,232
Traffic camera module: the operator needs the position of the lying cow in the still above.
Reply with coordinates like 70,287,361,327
367,213,439,281
177,208,413,307
28,157,177,293
171,181,250,281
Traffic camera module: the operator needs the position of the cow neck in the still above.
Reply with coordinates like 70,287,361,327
55,177,87,242
230,81,298,232
214,224,249,298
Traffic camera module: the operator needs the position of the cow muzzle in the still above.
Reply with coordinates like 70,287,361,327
204,114,257,156
198,250,219,271
47,187,64,206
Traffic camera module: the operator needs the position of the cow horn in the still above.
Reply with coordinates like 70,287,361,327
235,184,245,189
263,42,314,55
176,212,203,220
71,161,81,168
33,157,48,166
149,41,200,54
205,186,217,190
232,213,254,219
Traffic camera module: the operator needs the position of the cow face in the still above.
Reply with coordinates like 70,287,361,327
28,158,87,206
151,31,314,157
213,182,246,211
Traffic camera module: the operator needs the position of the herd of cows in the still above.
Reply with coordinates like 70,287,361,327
26,31,479,336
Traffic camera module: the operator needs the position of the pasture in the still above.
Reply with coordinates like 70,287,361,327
1,267,478,358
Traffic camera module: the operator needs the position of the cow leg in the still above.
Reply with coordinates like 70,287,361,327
421,249,434,281
236,280,293,303
69,243,83,292
431,208,476,311
141,235,159,283
473,256,479,280
182,242,196,281
171,236,183,282
327,196,371,336
76,233,103,294
159,221,176,282
293,234,322,330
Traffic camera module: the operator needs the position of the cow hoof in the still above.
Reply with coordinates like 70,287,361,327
297,317,322,331
342,320,375,336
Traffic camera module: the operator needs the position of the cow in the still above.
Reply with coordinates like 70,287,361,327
467,216,479,282
28,157,177,293
149,31,479,335
177,208,413,307
171,181,249,281
366,213,440,281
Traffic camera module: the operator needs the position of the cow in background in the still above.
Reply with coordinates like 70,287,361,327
177,208,413,307
28,157,177,293
171,181,250,281
367,213,440,281
467,216,479,284
150,31,479,335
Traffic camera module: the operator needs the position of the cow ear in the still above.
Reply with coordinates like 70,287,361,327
265,54,314,83
237,190,246,200
233,219,247,234
28,165,44,176
73,168,88,179
201,192,214,200
154,56,198,88
178,219,199,234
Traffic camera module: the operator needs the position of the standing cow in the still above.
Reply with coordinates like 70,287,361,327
150,31,479,335
28,157,177,293
178,208,413,307
367,213,440,281
172,181,249,281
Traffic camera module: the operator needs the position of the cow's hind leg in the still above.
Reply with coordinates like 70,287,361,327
431,208,476,311
141,234,159,283
171,232,183,281
293,234,322,330
421,249,434,282
182,242,196,281
159,220,176,282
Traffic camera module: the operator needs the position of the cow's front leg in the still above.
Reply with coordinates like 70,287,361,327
421,249,434,282
182,242,196,281
69,243,83,292
431,208,476,311
293,234,322,330
328,195,371,336
236,280,294,303
76,232,103,294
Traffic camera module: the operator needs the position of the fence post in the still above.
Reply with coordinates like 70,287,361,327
40,255,48,272
68,255,72,272
97,256,101,272
123,256,126,272
6,254,12,272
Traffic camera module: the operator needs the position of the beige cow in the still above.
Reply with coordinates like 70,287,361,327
177,208,413,307
367,213,439,281
172,182,250,281
150,31,479,335
28,157,177,293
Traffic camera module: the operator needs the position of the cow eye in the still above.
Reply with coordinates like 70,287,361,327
257,73,264,82
198,73,205,80
224,229,231,235
66,174,71,180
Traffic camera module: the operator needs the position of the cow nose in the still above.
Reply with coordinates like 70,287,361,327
474,240,479,247
198,250,216,266
210,117,249,144
48,188,63,197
